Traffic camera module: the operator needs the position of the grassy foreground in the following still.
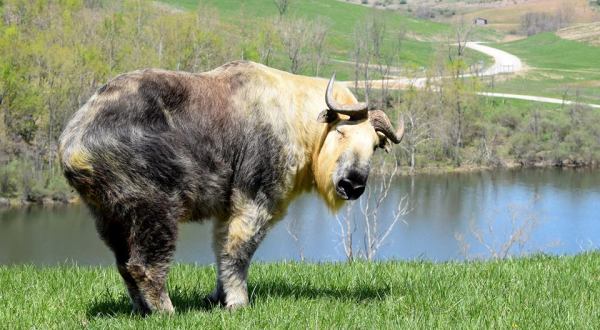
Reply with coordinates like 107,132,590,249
1,253,599,328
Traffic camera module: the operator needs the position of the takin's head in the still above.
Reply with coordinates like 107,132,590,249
314,74,404,209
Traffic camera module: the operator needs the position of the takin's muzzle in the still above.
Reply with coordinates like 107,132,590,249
335,168,368,200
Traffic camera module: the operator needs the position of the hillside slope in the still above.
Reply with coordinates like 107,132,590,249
557,22,600,46
160,0,491,70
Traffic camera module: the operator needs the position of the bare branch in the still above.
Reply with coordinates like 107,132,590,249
456,195,549,260
285,217,304,261
273,0,292,18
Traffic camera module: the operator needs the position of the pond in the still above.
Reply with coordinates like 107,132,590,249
1,168,599,265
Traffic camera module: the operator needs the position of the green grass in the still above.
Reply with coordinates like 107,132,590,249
488,33,600,102
478,96,561,118
160,0,493,70
1,253,599,328
487,70,600,104
165,0,451,41
494,33,600,71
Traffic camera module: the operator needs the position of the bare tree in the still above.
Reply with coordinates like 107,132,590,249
352,14,404,109
359,156,409,260
258,22,278,66
273,0,292,18
556,4,574,30
311,18,329,76
279,18,329,75
353,15,383,106
520,5,573,36
285,217,305,261
445,16,473,166
400,87,431,173
414,5,434,19
454,195,558,259
352,26,369,94
278,18,312,74
449,16,472,60
336,156,409,261
335,203,356,261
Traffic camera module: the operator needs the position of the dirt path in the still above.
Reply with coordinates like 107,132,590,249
343,41,523,89
342,42,600,109
464,42,523,75
477,92,600,109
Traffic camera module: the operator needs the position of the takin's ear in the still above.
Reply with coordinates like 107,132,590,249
377,132,392,153
317,109,338,124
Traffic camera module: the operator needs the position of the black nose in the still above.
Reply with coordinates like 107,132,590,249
337,178,366,200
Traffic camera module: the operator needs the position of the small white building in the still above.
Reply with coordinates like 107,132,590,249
474,17,488,25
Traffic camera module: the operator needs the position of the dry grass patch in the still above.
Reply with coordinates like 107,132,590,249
461,0,598,32
557,22,600,46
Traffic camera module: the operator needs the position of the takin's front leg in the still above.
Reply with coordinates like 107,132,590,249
209,193,273,309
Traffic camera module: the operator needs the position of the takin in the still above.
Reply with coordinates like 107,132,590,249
59,61,404,314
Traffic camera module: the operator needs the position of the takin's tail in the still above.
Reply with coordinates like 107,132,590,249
58,94,105,205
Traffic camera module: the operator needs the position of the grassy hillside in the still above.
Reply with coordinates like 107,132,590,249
489,33,600,103
459,0,598,33
164,0,452,40
161,0,490,69
1,253,598,328
494,33,600,71
557,22,600,46
1,0,597,204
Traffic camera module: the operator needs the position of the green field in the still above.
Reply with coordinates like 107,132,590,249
164,0,451,42
494,33,600,71
161,0,492,73
490,33,600,103
1,253,599,328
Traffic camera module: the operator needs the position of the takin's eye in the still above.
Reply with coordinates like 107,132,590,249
376,136,392,153
335,127,345,137
374,138,385,151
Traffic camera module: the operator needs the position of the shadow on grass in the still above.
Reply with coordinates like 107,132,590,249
248,278,390,302
86,286,215,318
87,277,390,318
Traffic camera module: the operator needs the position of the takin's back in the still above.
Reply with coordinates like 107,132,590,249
58,61,339,220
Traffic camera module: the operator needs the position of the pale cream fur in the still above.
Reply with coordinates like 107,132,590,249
219,62,380,211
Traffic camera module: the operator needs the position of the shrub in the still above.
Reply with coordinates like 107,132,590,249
520,6,573,36
0,160,20,197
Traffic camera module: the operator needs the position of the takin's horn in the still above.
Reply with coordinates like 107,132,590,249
325,73,369,118
368,110,405,144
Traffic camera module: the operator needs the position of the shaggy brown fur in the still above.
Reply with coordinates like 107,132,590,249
59,61,401,313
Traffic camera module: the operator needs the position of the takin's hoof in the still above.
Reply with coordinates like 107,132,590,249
204,291,226,307
225,302,248,311
131,297,175,316
204,287,249,310
159,301,176,315
224,293,249,311
131,305,175,316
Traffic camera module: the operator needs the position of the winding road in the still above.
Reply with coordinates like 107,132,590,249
465,42,523,76
343,42,600,109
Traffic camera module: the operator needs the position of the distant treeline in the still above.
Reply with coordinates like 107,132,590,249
519,6,574,36
391,85,600,174
0,0,257,202
0,0,599,204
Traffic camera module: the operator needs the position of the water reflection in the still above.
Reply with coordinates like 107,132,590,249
1,168,598,265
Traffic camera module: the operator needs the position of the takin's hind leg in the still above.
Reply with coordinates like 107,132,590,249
95,202,179,315
209,192,274,309
94,214,147,313
126,202,179,315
